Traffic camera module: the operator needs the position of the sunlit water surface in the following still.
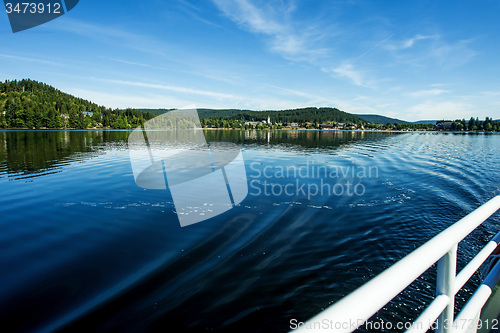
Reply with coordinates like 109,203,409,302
0,130,499,332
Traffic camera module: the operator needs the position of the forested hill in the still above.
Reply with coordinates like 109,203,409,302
0,79,363,129
137,108,249,118
141,107,365,124
0,79,155,129
356,114,410,125
2,79,499,131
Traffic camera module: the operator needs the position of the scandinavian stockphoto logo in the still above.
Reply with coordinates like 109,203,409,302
4,0,79,33
128,109,248,227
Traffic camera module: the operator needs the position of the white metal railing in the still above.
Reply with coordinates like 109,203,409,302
293,196,500,333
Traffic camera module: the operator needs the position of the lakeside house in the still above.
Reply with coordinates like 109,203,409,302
244,121,260,126
319,124,335,129
244,117,272,127
435,121,453,130
319,123,358,130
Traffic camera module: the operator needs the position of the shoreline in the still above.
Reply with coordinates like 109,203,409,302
0,128,498,134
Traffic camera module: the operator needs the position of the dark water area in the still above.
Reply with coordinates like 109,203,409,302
0,129,499,332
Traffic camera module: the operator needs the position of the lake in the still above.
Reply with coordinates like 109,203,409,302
1,130,499,332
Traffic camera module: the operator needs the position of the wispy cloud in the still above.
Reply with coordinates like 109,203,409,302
481,91,500,97
57,19,248,85
322,62,374,88
385,34,438,50
177,0,201,12
385,34,477,68
66,88,192,109
407,101,472,121
357,33,395,59
430,83,448,88
429,39,477,68
71,85,331,111
53,19,177,58
330,63,364,86
213,0,286,35
261,84,338,107
212,0,327,60
176,0,224,28
257,84,388,114
108,58,152,68
213,0,396,88
407,89,450,98
0,53,65,66
97,78,243,100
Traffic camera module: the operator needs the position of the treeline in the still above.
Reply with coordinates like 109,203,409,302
140,107,366,127
0,79,156,129
437,117,500,131
1,80,499,132
199,107,366,129
355,114,410,125
364,122,434,131
210,107,363,123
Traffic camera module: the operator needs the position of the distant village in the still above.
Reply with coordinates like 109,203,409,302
202,115,500,132
242,117,364,130
202,115,431,131
2,79,497,131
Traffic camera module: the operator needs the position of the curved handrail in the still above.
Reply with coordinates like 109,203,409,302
292,196,500,333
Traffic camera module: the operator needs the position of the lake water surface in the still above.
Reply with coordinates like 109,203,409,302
1,130,499,332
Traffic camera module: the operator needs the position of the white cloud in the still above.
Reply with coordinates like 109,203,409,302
176,0,224,28
212,0,326,60
430,83,449,88
262,84,326,102
481,91,500,97
108,58,152,68
385,34,438,50
214,0,283,34
0,53,65,67
53,18,178,58
385,34,477,69
66,88,191,109
429,39,477,68
357,33,395,59
407,89,450,98
324,63,371,87
402,34,437,48
406,101,472,121
332,63,363,86
83,78,321,110
99,78,243,101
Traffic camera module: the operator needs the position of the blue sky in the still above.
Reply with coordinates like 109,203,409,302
1,0,500,121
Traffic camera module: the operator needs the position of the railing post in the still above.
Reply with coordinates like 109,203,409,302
436,245,457,333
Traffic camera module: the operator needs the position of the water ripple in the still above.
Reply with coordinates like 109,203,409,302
1,131,499,332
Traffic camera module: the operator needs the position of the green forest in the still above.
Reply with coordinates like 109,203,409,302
139,107,366,128
199,107,366,129
1,79,499,131
0,79,156,129
436,118,500,131
0,81,370,130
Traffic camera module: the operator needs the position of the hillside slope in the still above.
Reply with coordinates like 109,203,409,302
139,107,365,124
0,79,155,129
356,114,410,124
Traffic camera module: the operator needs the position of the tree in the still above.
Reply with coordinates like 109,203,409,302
468,117,475,131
